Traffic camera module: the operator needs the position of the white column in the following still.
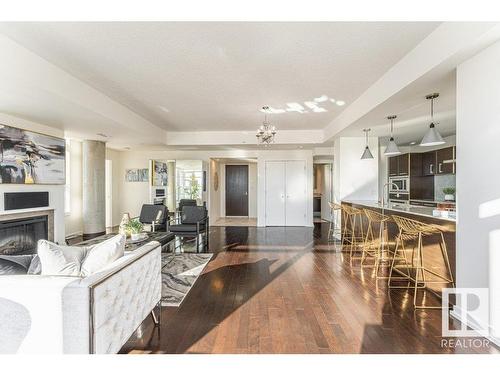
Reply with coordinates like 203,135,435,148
82,140,106,238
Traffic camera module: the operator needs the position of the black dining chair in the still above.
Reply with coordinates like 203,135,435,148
168,206,209,252
137,204,168,232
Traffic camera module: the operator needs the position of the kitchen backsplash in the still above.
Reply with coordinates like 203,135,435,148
434,174,456,201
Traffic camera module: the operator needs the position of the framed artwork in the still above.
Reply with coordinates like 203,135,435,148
0,124,65,185
125,168,149,182
151,160,168,186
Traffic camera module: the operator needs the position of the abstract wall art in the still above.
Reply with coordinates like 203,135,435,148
151,160,168,186
125,168,149,182
0,124,66,185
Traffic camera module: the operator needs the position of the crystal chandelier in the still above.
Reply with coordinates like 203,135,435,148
256,106,277,146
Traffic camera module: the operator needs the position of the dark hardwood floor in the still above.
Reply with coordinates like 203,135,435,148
119,223,498,354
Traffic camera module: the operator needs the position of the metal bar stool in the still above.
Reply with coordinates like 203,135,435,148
340,204,365,257
361,209,392,277
388,215,455,309
327,202,342,242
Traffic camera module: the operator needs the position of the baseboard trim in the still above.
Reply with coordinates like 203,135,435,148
65,231,83,239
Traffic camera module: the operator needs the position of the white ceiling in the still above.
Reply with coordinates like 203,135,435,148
0,22,439,135
339,68,457,145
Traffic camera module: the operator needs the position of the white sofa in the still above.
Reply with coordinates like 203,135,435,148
0,241,162,354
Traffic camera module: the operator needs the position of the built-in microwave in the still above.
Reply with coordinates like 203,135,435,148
389,176,409,193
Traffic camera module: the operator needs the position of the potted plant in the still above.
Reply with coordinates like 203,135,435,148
123,219,144,240
443,187,456,202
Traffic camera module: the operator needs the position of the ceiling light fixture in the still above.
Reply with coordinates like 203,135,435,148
384,115,401,156
256,106,277,146
420,93,445,147
361,128,374,159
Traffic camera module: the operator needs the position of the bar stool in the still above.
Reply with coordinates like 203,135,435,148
388,215,455,309
341,204,365,257
327,202,342,242
361,209,392,277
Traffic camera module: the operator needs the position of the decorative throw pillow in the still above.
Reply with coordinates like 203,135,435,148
37,234,125,277
37,241,90,276
0,255,33,275
27,255,42,275
80,234,125,277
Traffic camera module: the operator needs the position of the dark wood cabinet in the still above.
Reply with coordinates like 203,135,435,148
422,151,436,176
436,147,455,175
410,152,423,177
388,156,398,177
398,153,409,176
388,153,409,177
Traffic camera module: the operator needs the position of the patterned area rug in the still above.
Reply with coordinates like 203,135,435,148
161,253,213,307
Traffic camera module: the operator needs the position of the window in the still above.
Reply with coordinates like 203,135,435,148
64,140,71,215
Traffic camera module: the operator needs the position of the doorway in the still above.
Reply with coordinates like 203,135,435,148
225,165,249,216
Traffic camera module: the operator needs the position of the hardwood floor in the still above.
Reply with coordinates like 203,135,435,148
120,223,499,354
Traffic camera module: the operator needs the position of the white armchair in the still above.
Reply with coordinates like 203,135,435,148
0,241,162,354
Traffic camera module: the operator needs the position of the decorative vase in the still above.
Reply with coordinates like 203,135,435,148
444,194,455,201
119,213,131,236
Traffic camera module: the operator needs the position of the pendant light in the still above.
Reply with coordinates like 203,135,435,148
420,93,445,147
361,128,374,159
384,115,401,156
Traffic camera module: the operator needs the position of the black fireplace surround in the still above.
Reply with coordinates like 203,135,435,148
0,215,48,256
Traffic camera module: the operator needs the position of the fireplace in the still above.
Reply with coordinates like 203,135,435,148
0,215,49,256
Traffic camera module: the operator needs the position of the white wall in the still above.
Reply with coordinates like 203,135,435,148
333,136,379,203
209,159,221,222
0,113,66,244
257,149,314,227
456,40,500,342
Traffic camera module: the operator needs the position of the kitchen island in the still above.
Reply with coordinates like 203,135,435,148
341,200,456,298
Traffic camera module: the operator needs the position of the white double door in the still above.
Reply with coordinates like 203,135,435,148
265,160,307,226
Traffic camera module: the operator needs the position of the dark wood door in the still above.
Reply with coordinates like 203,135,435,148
410,152,423,177
436,146,455,174
388,156,398,177
398,153,409,176
422,151,436,176
225,165,249,216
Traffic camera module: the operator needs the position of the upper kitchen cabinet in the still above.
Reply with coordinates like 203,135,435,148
388,153,409,177
388,155,398,177
422,151,436,176
398,153,409,176
436,146,456,175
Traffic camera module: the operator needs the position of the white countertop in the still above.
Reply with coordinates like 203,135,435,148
343,200,457,222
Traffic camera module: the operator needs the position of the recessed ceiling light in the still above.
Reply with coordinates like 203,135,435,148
336,100,346,106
